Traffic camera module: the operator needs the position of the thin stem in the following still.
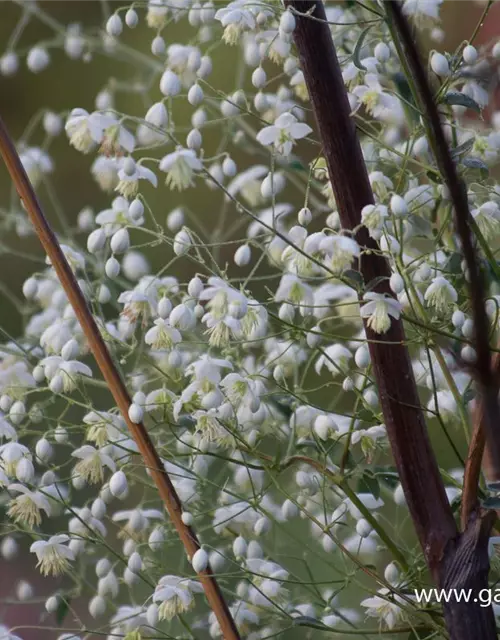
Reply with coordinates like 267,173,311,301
0,115,241,640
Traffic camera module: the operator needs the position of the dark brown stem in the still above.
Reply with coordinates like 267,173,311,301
385,1,500,484
0,115,241,640
287,0,455,576
287,2,497,637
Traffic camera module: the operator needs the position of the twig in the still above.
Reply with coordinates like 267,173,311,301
462,348,500,529
0,114,241,640
385,1,500,485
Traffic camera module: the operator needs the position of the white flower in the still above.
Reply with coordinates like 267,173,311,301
153,575,203,620
215,2,256,45
65,109,115,154
353,75,404,124
145,318,182,350
71,445,116,484
209,601,259,636
109,606,150,637
30,534,74,576
315,344,353,376
159,147,203,190
361,204,389,239
320,235,360,273
96,196,141,235
360,292,402,334
424,276,457,313
40,356,92,392
116,160,157,197
256,112,312,156
361,588,409,630
7,483,51,528
221,373,260,412
275,274,314,314
20,147,53,186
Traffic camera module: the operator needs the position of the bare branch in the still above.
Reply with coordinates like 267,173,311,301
0,114,241,640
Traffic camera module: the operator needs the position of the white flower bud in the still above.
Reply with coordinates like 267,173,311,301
173,228,192,256
128,551,143,573
110,228,130,254
61,339,79,361
461,345,476,363
98,284,111,304
222,157,237,177
145,102,168,128
363,389,379,407
149,526,165,551
280,10,296,33
158,297,172,319
147,603,159,626
209,549,225,573
278,302,295,323
1,536,18,560
95,558,111,577
188,84,204,106
22,277,38,299
45,595,60,613
0,395,12,411
234,244,251,267
355,346,370,368
128,198,144,221
167,208,184,231
192,548,209,573
430,52,450,77
306,327,321,348
43,112,62,136
462,44,478,64
233,536,247,557
17,581,34,601
105,256,120,278
462,318,474,338
188,276,203,298
91,498,106,519
160,70,181,96
247,540,263,558
356,518,372,538
50,374,64,394
298,207,312,226
151,36,166,56
54,425,68,443
452,309,465,328
374,42,391,62
384,562,400,584
27,46,50,73
254,516,270,536
390,273,405,294
128,403,143,424
197,55,212,78
10,400,26,425
125,8,139,27
282,499,299,519
0,52,19,76
493,41,500,59
106,14,123,37
192,108,207,129
390,194,408,216
187,128,202,150
261,172,285,199
181,511,193,525
16,457,34,483
36,438,53,463
252,66,266,89
89,594,106,618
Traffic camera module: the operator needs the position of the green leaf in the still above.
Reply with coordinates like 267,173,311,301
451,137,475,159
56,598,70,625
352,26,372,71
426,170,442,184
364,275,388,293
487,481,500,492
443,91,481,113
463,388,476,404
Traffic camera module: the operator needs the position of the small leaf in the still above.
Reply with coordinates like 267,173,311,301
364,275,388,293
293,616,326,629
451,137,475,159
463,388,476,404
343,269,363,289
461,156,489,171
443,91,481,112
487,481,500,492
352,26,372,71
426,170,442,184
